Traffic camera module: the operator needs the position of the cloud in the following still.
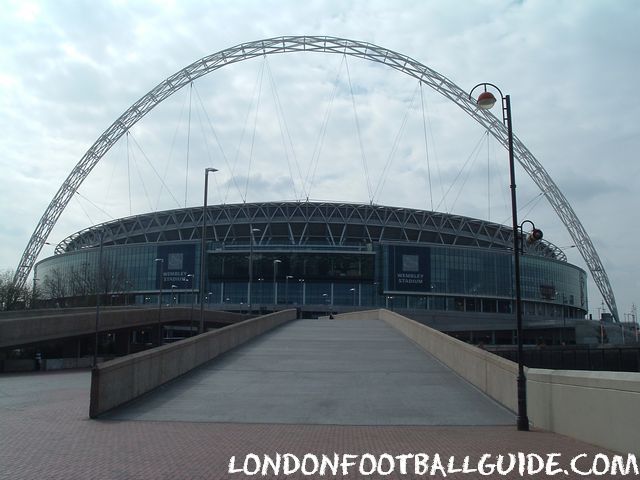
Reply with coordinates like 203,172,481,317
1,0,639,316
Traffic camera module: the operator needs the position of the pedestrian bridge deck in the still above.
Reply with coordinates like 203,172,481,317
105,318,514,425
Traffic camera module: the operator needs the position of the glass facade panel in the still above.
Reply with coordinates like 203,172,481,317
35,242,199,306
34,239,587,318
208,251,374,283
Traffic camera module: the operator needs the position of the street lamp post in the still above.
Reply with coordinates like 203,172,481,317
562,293,567,345
187,273,195,336
154,257,164,346
285,275,293,305
273,259,282,306
248,227,261,313
373,282,379,307
93,229,105,367
470,82,529,431
200,167,218,335
171,284,177,305
298,278,305,305
32,277,39,309
124,280,132,306
350,287,356,307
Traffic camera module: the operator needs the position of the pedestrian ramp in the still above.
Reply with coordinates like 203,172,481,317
105,318,515,425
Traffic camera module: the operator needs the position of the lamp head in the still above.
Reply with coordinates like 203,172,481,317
477,91,497,110
527,228,544,244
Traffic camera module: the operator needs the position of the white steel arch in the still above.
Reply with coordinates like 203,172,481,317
14,35,619,321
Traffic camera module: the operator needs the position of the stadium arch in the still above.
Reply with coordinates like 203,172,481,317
13,35,619,321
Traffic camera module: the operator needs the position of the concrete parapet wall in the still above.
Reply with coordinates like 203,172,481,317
527,369,640,455
1,359,37,372
334,309,640,454
332,309,518,411
0,307,249,348
89,309,296,418
376,309,518,412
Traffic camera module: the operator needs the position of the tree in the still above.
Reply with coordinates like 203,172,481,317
42,268,68,307
0,270,32,310
68,265,90,299
40,262,130,307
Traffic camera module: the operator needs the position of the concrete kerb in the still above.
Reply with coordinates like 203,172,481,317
89,309,297,418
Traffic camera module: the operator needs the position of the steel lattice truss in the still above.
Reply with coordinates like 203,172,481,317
56,201,564,260
14,35,618,320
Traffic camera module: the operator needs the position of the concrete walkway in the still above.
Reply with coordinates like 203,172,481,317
106,318,514,425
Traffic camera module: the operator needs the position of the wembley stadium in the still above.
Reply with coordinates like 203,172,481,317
17,36,625,347
34,200,590,345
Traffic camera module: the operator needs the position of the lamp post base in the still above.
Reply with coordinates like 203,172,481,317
517,371,530,431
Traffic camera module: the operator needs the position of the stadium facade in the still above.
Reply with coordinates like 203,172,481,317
34,201,589,345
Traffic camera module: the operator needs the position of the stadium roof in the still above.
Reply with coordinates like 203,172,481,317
57,201,565,260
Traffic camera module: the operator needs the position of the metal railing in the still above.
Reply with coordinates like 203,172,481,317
487,345,640,372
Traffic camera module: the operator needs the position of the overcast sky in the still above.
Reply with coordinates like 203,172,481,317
1,0,639,319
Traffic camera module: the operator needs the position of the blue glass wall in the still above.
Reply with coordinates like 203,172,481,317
35,242,200,305
34,241,587,317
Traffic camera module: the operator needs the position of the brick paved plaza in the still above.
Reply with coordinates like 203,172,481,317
0,369,620,480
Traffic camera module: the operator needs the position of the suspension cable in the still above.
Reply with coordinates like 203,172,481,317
421,88,448,212
486,130,491,221
128,144,154,212
449,131,487,212
420,83,434,211
243,59,266,202
185,82,193,207
225,59,267,204
305,55,344,200
372,82,420,202
75,188,116,222
264,57,303,200
73,193,95,226
344,57,373,202
127,131,132,215
155,84,190,211
435,130,487,212
192,83,244,204
99,134,122,218
128,132,181,208
499,191,546,226
521,193,545,220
